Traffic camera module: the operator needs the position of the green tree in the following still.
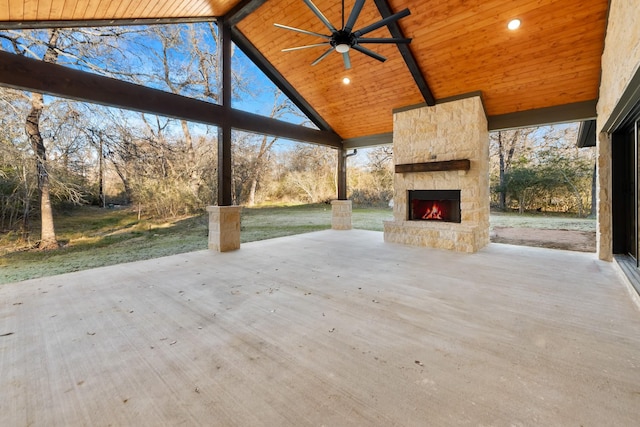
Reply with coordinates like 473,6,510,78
489,129,536,211
505,163,542,213
536,149,594,217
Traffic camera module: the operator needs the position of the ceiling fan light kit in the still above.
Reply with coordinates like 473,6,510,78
274,0,412,70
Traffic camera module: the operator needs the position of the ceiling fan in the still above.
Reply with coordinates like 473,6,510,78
274,0,412,70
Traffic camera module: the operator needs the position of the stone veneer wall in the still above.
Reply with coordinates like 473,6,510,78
595,0,640,261
207,205,241,252
331,200,353,230
383,96,489,252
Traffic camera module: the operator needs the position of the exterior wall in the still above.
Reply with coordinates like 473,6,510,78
596,132,613,261
383,96,490,252
597,0,640,133
596,0,640,261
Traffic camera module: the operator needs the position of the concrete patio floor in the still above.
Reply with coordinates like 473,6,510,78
1,229,639,426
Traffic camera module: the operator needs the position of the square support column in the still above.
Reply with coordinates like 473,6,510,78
331,200,352,230
596,131,613,261
207,205,241,252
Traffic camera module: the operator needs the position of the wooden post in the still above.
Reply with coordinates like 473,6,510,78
337,145,347,200
217,20,233,206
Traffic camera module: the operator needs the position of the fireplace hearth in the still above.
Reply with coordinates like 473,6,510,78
408,190,461,223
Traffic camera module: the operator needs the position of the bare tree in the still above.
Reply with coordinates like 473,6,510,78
283,144,337,203
0,88,33,236
490,128,536,210
0,26,144,247
23,30,60,248
493,130,519,211
245,90,302,206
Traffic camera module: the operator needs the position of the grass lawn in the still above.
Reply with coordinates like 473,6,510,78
489,211,596,232
0,205,592,284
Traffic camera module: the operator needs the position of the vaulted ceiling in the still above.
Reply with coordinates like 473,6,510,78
0,0,609,143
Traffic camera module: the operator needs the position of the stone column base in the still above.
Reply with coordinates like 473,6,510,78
331,200,352,230
207,205,241,252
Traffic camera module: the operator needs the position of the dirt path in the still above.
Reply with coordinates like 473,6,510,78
491,227,596,252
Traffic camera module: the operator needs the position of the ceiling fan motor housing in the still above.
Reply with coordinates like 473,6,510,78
331,30,357,50
275,0,412,69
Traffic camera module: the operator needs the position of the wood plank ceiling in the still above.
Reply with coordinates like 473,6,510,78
0,0,242,20
0,0,609,142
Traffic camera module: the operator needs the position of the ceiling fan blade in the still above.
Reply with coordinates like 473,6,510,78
357,37,412,44
344,0,366,33
282,43,331,52
274,23,331,39
353,8,411,37
356,37,411,44
303,0,337,33
352,45,387,63
342,51,352,70
311,47,334,66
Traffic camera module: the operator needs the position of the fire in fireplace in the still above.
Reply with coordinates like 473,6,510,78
408,190,461,223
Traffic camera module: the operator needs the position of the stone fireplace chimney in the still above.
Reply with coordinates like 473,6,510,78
383,96,490,252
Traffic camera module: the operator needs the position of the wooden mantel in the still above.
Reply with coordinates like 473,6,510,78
395,159,471,173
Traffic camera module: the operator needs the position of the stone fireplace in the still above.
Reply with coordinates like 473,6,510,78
383,96,489,253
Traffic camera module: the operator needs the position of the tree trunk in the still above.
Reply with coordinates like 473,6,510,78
108,158,133,203
24,29,61,249
247,154,266,207
248,175,259,207
26,91,58,249
21,158,30,241
247,135,277,207
558,167,584,217
180,119,202,199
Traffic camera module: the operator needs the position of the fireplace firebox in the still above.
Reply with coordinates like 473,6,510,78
408,190,461,223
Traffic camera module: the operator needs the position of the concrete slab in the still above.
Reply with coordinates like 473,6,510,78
1,230,639,425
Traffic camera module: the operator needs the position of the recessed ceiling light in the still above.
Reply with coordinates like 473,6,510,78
342,77,351,85
508,19,521,30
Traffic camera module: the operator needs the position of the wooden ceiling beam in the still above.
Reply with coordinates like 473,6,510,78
0,50,342,147
394,94,597,132
487,100,597,131
343,133,393,149
231,26,339,136
226,0,268,26
372,0,435,106
0,16,218,30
